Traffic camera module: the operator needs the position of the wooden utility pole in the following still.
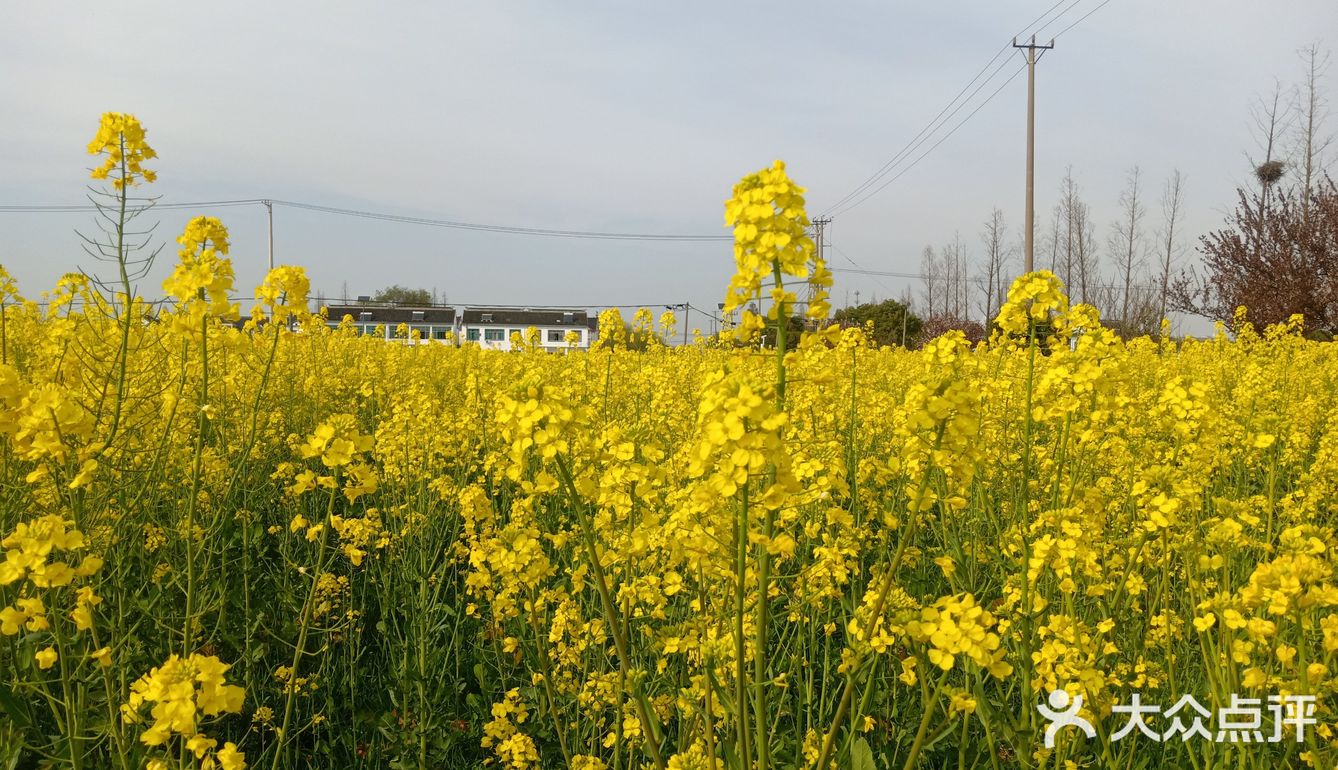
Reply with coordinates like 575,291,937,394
263,199,274,271
1013,35,1053,274
812,216,830,262
809,216,830,326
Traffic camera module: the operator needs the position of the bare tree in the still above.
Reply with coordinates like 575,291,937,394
1109,166,1146,327
1046,204,1062,276
979,208,1011,323
1291,43,1333,200
937,242,952,318
937,240,954,319
941,232,970,321
1051,168,1081,289
1154,170,1186,322
1048,167,1099,303
1073,198,1100,306
958,233,971,321
1249,79,1292,192
920,245,940,318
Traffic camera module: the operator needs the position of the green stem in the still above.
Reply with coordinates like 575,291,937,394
901,668,951,770
553,454,667,770
814,427,945,770
180,307,210,655
270,485,339,770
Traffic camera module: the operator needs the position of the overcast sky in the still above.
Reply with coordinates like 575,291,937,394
3,1,1333,338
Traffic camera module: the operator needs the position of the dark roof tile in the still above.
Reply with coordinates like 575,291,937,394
323,305,456,324
461,308,588,326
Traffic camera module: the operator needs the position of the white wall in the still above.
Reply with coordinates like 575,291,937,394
459,324,588,351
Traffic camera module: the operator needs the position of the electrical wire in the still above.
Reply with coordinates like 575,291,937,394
1050,0,1113,38
1029,0,1088,39
828,62,1028,217
831,243,898,296
0,197,729,243
819,0,1084,217
268,200,729,241
0,199,263,213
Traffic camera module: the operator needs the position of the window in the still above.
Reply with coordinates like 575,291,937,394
510,329,522,339
466,328,480,342
484,328,505,342
434,329,450,339
359,312,373,322
547,330,564,343
481,313,493,323
411,311,425,322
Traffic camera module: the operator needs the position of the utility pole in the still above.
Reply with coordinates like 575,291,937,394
682,302,690,346
263,199,274,271
1012,35,1053,274
809,216,831,326
812,216,830,263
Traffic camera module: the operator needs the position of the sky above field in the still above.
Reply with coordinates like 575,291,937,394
2,1,1334,338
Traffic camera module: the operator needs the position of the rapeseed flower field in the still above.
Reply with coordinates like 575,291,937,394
3,114,1338,770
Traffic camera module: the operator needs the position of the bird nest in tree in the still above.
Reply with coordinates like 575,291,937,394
1255,159,1286,186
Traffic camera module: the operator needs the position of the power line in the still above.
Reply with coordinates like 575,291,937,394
828,62,1029,217
826,59,1021,217
685,303,724,325
820,55,1016,216
0,198,263,213
831,243,897,297
1052,0,1113,38
819,0,1085,217
1031,0,1089,37
820,0,1073,215
0,197,730,243
268,200,729,242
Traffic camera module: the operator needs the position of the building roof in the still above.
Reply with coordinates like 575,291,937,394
460,308,589,326
323,304,456,324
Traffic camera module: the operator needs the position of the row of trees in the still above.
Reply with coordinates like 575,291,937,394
900,42,1332,340
1172,44,1336,334
913,164,1189,338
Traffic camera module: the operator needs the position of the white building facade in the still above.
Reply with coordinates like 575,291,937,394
319,303,596,351
459,308,592,351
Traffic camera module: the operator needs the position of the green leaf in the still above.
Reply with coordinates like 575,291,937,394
0,681,32,729
851,736,876,770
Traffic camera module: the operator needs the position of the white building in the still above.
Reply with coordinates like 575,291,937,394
459,308,592,351
319,303,597,351
322,304,457,342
